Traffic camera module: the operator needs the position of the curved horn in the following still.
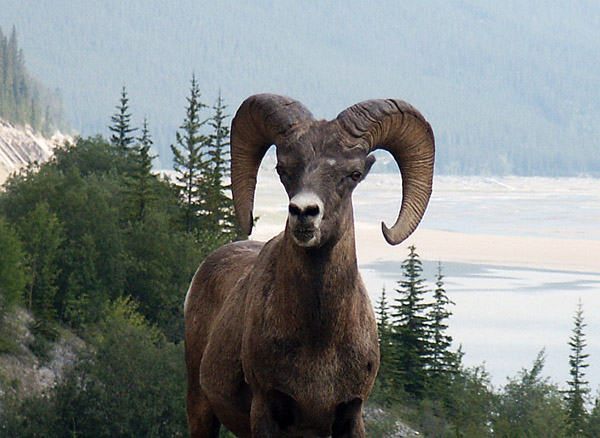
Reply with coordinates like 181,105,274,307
231,94,314,235
337,99,435,245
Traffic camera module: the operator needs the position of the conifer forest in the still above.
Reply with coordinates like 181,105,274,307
1,22,599,438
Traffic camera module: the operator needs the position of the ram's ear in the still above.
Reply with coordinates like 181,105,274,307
361,155,376,180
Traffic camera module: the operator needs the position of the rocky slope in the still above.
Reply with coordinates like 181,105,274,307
0,118,70,184
0,308,83,403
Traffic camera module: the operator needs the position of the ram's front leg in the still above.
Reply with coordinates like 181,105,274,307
332,416,365,438
249,394,278,438
332,398,366,438
250,390,297,437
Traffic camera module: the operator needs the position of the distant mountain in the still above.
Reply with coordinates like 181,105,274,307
0,25,67,135
0,118,69,184
1,0,598,175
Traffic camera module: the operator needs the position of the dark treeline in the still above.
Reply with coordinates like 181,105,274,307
369,247,600,438
0,25,66,134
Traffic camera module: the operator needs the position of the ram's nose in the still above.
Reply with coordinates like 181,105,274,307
288,192,324,225
288,192,324,247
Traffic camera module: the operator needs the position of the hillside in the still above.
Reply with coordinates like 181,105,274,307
1,0,598,175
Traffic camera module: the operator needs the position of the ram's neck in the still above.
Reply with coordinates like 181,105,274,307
274,220,359,346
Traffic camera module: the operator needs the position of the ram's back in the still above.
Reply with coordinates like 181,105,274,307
184,239,265,367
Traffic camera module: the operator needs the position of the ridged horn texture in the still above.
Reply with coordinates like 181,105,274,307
337,100,435,245
231,94,315,235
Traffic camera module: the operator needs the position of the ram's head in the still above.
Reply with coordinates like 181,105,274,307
231,94,435,248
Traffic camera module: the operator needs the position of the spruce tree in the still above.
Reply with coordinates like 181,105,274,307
0,217,28,317
109,86,137,153
203,92,242,241
124,118,157,221
375,286,396,390
566,298,590,436
427,262,455,386
586,394,600,438
170,74,208,235
391,245,430,397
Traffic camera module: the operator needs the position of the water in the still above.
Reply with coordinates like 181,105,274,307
253,171,600,391
361,261,600,391
354,175,600,240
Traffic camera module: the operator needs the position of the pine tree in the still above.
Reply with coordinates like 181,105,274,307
0,217,28,317
124,118,157,221
391,245,430,397
586,394,600,438
566,298,590,436
170,74,208,235
203,92,242,241
375,287,395,389
426,262,455,387
109,86,137,153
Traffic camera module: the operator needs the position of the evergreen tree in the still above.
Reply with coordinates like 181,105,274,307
109,86,137,153
375,286,396,392
566,298,590,436
170,74,208,235
493,350,570,437
123,117,157,221
0,25,65,132
0,217,28,317
391,245,430,398
426,262,455,386
17,202,64,322
202,92,241,241
586,394,600,438
446,354,495,438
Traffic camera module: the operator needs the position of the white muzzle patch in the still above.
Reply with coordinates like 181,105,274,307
288,192,324,247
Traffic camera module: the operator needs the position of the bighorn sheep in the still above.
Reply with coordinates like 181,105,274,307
184,94,434,437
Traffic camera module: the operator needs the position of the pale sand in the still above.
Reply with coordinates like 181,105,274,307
250,222,600,274
250,171,600,274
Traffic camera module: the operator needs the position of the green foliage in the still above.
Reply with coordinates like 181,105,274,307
123,118,157,222
27,319,59,363
122,207,201,340
566,298,590,436
391,245,432,397
170,78,243,255
109,86,137,152
0,133,203,335
0,298,187,437
586,394,600,438
493,350,570,437
445,360,495,438
17,202,64,321
171,74,208,235
374,287,397,398
0,25,66,133
203,92,243,242
0,217,27,317
426,263,456,393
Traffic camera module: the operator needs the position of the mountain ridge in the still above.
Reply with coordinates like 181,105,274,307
1,0,598,175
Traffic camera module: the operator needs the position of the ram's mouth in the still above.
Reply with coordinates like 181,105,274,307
292,227,319,246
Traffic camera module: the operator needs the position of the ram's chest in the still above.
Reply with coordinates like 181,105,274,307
246,328,378,403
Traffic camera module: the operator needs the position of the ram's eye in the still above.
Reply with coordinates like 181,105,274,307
350,171,362,182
